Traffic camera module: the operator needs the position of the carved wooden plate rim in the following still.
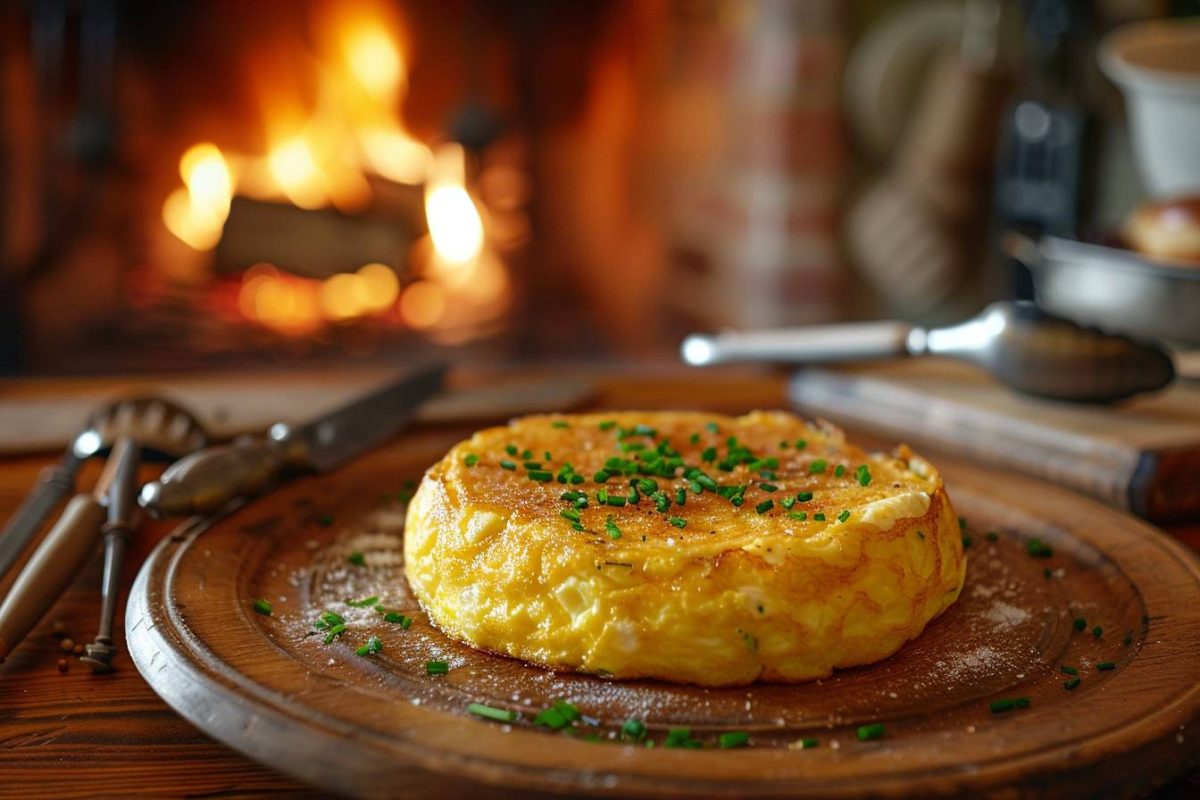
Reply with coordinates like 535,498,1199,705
127,429,1200,799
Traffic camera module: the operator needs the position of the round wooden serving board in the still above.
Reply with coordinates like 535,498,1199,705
127,426,1200,799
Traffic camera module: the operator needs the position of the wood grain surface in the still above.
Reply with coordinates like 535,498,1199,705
1,367,1199,799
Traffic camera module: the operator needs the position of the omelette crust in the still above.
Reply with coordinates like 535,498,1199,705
404,411,965,687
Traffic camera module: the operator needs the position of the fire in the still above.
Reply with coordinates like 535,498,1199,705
163,2,512,339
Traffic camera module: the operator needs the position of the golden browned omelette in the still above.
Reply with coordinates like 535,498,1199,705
404,411,965,687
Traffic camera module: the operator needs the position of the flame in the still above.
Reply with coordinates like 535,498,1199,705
162,143,233,251
399,280,445,328
425,143,484,265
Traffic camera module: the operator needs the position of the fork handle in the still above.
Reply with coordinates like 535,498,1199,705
0,453,80,579
0,494,106,663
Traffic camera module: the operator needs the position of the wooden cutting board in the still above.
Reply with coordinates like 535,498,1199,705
126,425,1200,799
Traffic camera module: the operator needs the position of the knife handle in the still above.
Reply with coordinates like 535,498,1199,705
0,453,81,580
0,494,106,663
138,437,289,518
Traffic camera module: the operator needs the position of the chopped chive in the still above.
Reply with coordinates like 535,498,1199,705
701,446,717,463
545,451,552,461
653,492,670,513
1096,662,1116,671
426,660,450,675
779,440,789,449
758,483,778,492
780,497,796,509
523,461,542,470
989,697,1030,713
796,491,813,502
964,535,974,550
551,420,569,429
355,635,383,657
1064,677,1081,690
1073,617,1087,631
800,738,819,749
346,595,379,608
560,509,581,522
689,433,701,444
834,465,845,478
322,623,347,645
1026,537,1053,558
383,611,410,626
314,610,344,630
1060,665,1078,675
251,598,273,616
856,723,885,741
706,422,719,433
668,516,686,529
594,470,612,483
758,470,776,480
855,465,872,486
813,512,826,522
665,727,701,748
1092,626,1103,639
348,550,366,566
467,703,518,723
570,474,585,485
521,449,533,459
755,499,774,514
808,459,827,474
505,444,518,455
637,479,658,494
499,460,516,471
675,488,686,506
605,516,622,540
571,522,585,532
528,470,553,482
627,487,640,505
689,480,703,494
795,439,807,449
599,420,616,432
464,453,480,467
695,473,718,491
837,510,851,523
621,718,647,742
788,511,807,521
718,731,749,749
605,495,627,507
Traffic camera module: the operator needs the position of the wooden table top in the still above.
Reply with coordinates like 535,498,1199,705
0,369,1196,799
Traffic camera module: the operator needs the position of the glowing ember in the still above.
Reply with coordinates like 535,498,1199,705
425,143,485,265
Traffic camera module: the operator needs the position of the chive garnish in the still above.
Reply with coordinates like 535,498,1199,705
701,446,717,463
251,598,273,616
801,738,819,749
780,497,795,509
505,444,518,456
689,480,703,494
855,465,871,486
348,551,366,566
560,509,581,522
1060,665,1078,675
1073,617,1087,631
759,483,778,492
605,516,622,540
528,470,553,482
499,460,516,471
856,723,885,741
521,449,533,459
834,465,845,478
809,459,827,474
665,727,701,748
653,492,670,513
464,453,480,467
523,461,542,470
718,731,749,749
426,660,450,675
689,433,701,444
355,635,383,656
989,697,1030,713
755,499,774,514
467,703,518,723
1064,677,1081,690
795,439,807,449
779,440,789,449
594,470,612,483
668,516,686,529
605,495,627,507
796,491,813,502
675,488,686,506
813,512,826,522
621,718,647,742
322,623,347,645
346,595,379,608
383,611,410,627
706,422,719,433
314,610,344,630
788,511,807,521
1092,626,1103,639
552,420,569,429
1026,537,1053,558
599,420,616,432
637,479,658,494
1097,662,1116,671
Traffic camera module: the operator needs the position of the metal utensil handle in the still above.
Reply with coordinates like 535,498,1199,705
681,321,915,366
0,453,80,579
138,438,287,519
0,494,106,663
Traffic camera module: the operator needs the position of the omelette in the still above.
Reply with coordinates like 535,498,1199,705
404,411,965,687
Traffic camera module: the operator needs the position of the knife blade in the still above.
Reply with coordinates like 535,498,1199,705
139,362,446,518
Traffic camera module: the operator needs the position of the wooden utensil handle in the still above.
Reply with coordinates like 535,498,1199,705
138,438,285,519
0,493,105,663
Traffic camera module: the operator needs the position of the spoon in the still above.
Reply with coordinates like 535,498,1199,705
681,301,1176,403
0,397,201,581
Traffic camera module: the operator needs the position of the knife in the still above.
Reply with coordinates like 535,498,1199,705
138,363,446,518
